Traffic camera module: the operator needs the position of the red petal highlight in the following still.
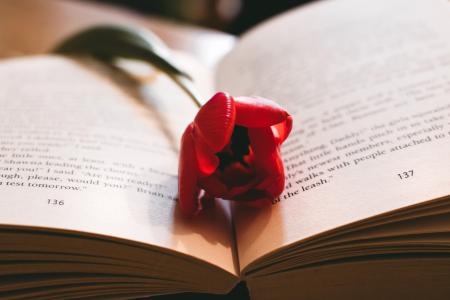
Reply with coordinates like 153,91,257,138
274,115,293,144
235,96,289,128
178,124,200,215
193,135,219,177
194,92,236,152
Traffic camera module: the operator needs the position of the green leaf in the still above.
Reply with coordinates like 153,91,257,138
52,24,203,107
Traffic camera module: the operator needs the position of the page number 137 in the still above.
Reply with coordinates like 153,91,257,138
397,170,414,180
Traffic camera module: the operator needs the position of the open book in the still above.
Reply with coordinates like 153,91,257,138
1,0,450,299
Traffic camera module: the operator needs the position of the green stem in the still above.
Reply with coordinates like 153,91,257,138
169,74,203,108
51,25,204,108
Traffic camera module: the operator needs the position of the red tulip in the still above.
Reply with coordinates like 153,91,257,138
178,92,293,215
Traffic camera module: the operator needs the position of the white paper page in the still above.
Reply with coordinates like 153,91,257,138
217,0,450,270
0,55,236,274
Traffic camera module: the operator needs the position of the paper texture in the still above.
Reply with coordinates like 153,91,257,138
0,55,236,274
217,0,450,269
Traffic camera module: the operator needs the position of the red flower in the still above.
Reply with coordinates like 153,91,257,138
178,92,293,215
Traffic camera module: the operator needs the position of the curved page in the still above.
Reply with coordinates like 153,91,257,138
217,0,450,270
0,55,236,275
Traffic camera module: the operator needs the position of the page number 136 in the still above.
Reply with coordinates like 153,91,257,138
47,199,65,206
397,170,414,180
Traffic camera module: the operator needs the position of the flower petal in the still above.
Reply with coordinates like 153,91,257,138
248,127,285,197
248,126,277,157
194,92,236,152
198,174,228,197
231,189,272,205
219,162,254,188
235,96,290,128
193,135,219,177
226,178,260,198
273,115,293,144
178,124,200,215
253,153,285,197
239,198,273,207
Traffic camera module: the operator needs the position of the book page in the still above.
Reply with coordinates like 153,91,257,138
0,55,237,275
217,0,450,270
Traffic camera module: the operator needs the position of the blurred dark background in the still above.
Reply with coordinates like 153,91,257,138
91,0,314,34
